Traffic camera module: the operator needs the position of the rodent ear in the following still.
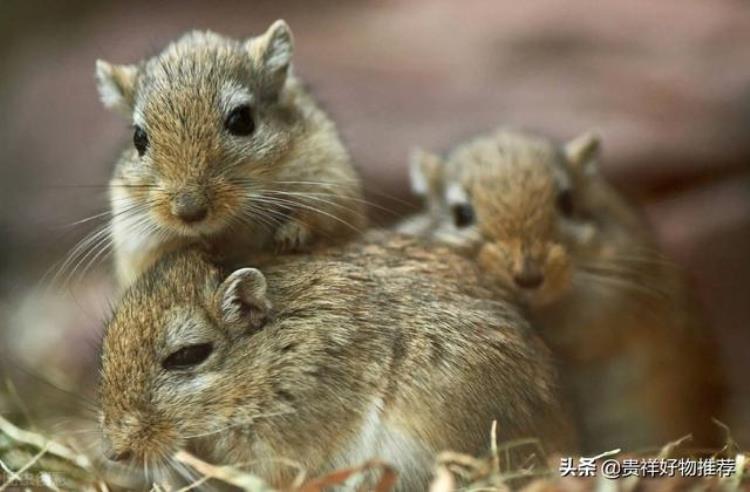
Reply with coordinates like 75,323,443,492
216,268,272,331
564,131,601,175
247,19,294,97
409,147,445,197
95,60,138,115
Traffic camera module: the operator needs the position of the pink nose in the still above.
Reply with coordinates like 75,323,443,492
514,271,543,289
172,193,208,223
513,261,544,289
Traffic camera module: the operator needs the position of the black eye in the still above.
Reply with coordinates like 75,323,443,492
133,125,149,156
225,105,255,136
162,343,213,370
452,203,475,228
557,189,574,217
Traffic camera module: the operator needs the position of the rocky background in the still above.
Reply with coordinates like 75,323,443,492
1,0,749,444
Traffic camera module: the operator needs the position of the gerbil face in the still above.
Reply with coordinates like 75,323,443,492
99,252,277,467
414,131,602,307
98,21,297,239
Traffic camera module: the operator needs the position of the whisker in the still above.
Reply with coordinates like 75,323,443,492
57,210,113,229
42,183,159,190
576,268,670,301
42,223,110,287
183,409,296,440
41,198,156,290
63,230,113,287
269,179,415,208
264,189,398,217
242,201,289,229
250,195,364,235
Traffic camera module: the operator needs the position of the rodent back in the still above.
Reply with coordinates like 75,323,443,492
99,238,570,476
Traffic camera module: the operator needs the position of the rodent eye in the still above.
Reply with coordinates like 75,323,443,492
451,203,475,228
225,105,255,136
133,125,149,157
556,189,575,217
162,343,213,370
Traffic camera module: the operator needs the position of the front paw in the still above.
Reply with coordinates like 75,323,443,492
274,221,311,252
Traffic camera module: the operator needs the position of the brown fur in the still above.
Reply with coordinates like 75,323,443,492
99,232,573,490
97,21,366,288
407,128,727,452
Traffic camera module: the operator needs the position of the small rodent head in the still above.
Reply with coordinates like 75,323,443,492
97,21,298,237
99,250,276,464
411,130,602,307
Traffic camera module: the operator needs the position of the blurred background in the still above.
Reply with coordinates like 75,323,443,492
0,0,749,446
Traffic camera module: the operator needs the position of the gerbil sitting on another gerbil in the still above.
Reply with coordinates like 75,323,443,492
404,128,726,452
96,20,366,287
98,234,573,490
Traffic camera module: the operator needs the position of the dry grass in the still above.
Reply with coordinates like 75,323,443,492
1,414,749,491
0,414,103,491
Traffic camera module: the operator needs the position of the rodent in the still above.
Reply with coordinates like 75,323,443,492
96,20,366,288
405,128,726,452
98,233,574,490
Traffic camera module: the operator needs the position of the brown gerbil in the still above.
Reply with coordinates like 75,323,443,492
407,128,727,452
98,233,573,489
96,20,366,288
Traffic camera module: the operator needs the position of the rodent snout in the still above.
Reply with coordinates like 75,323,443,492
102,434,134,463
101,420,177,465
171,192,208,224
478,240,571,300
512,260,544,290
